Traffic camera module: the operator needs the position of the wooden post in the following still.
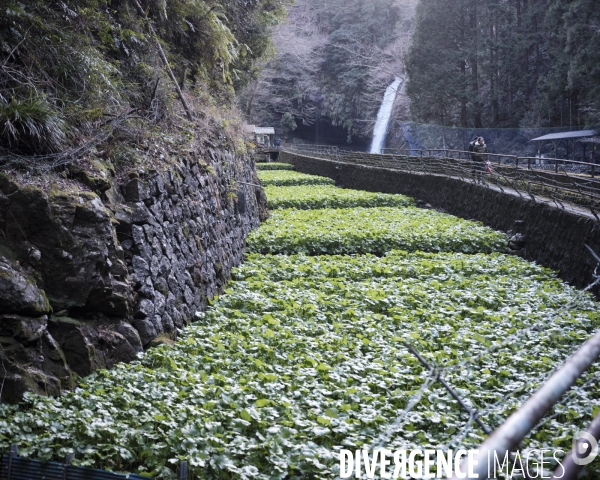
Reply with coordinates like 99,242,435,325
151,78,160,103
180,66,188,91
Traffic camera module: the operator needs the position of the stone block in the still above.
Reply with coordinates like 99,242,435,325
149,201,164,222
132,255,150,278
113,322,143,354
139,284,155,300
154,276,169,296
0,258,51,316
132,224,146,246
132,317,157,346
125,178,150,203
154,291,166,315
159,257,171,278
131,202,150,225
134,298,155,319
161,313,174,333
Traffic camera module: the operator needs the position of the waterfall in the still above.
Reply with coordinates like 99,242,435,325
369,77,402,154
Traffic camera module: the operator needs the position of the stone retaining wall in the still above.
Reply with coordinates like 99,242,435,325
282,151,600,295
0,149,267,402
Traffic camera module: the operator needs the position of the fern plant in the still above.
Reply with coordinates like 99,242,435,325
0,95,67,153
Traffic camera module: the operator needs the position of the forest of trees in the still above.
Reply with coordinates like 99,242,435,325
406,0,600,129
244,0,599,147
6,0,597,154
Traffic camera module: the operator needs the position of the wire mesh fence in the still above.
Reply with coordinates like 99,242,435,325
284,144,600,220
392,122,600,161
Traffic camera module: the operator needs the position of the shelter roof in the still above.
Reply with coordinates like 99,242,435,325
530,130,597,141
254,127,275,135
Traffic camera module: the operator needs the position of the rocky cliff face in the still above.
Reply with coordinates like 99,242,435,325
0,149,267,403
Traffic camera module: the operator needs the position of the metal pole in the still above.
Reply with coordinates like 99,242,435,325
551,412,600,479
179,460,188,480
450,329,600,480
7,445,18,480
63,453,75,480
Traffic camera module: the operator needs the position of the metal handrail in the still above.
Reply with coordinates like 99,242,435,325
282,145,600,220
295,145,598,170
449,329,600,479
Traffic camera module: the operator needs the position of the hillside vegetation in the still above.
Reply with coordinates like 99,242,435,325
0,0,289,167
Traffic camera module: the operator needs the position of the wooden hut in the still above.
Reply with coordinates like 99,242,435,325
243,125,275,147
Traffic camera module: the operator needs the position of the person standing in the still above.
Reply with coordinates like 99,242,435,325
471,136,487,182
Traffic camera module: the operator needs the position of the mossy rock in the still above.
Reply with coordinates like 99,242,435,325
148,334,176,349
48,187,97,202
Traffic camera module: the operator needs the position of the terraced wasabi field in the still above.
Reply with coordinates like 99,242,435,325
255,162,295,171
255,170,334,187
0,162,599,479
264,185,414,210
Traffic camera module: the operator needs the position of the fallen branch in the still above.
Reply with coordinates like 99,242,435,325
131,0,194,122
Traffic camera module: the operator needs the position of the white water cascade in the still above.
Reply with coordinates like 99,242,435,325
369,77,402,154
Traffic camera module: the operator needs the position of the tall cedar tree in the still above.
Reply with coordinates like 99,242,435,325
406,0,600,129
